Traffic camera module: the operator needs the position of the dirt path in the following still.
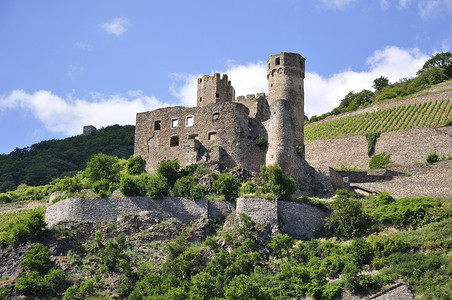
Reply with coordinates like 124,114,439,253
0,201,48,214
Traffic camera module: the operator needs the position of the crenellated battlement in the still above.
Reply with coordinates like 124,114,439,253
197,73,235,107
235,93,266,101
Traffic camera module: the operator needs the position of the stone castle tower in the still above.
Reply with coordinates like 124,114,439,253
134,52,331,195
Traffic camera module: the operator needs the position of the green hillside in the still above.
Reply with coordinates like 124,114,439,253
305,99,452,141
0,125,135,192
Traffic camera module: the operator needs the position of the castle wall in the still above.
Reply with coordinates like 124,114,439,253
277,201,330,240
305,127,452,171
234,93,270,122
45,197,329,239
134,102,266,173
197,73,235,107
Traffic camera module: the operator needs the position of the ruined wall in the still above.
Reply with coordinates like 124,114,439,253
134,102,266,173
197,73,235,107
234,93,270,122
45,197,210,227
46,197,329,239
305,127,452,171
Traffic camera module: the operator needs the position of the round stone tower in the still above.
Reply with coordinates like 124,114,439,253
267,52,305,151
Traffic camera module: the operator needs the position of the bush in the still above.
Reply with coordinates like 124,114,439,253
91,179,112,197
426,152,439,163
242,181,256,194
254,135,267,148
59,175,84,193
375,192,395,206
146,174,168,199
14,270,47,295
213,174,241,201
20,244,52,276
157,160,180,186
369,152,391,169
119,175,146,196
324,193,371,238
365,132,380,157
172,176,195,198
224,274,271,300
0,208,46,246
260,165,296,201
0,193,12,204
126,155,145,175
85,153,121,184
190,185,204,200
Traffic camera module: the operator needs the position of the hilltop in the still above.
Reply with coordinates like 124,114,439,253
0,125,135,193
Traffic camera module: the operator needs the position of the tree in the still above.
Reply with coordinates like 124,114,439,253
85,153,121,184
418,52,452,79
224,274,271,300
372,76,390,91
126,155,145,175
157,160,180,186
213,174,241,201
260,165,296,201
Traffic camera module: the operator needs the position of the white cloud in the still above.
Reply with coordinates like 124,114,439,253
318,0,357,10
418,0,452,19
101,17,129,36
169,46,429,118
0,90,168,136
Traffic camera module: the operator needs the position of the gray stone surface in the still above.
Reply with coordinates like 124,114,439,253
45,196,329,239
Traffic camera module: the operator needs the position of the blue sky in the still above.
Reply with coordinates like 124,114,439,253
1,0,451,154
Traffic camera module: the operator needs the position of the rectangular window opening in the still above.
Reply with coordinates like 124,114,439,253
171,118,179,128
185,116,194,127
275,57,280,65
215,93,219,98
154,120,161,130
170,136,179,147
213,112,220,121
208,132,217,141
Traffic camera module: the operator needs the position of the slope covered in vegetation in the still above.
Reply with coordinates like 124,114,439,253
0,125,135,193
305,98,452,141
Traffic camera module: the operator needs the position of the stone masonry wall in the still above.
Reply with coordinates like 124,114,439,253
46,197,329,239
306,127,452,171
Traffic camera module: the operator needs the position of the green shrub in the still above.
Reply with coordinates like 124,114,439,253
224,274,271,300
179,163,201,177
369,152,391,169
59,175,84,193
213,174,241,201
0,193,12,204
172,176,195,198
375,192,395,206
91,179,112,197
260,165,296,201
126,155,145,175
254,135,267,148
119,175,146,196
324,194,371,238
44,268,67,288
270,234,295,259
0,209,46,246
242,181,256,194
146,174,168,199
157,160,180,186
85,153,121,184
348,238,374,268
296,145,305,159
190,185,204,200
14,270,47,295
20,244,52,275
426,152,439,163
0,287,10,299
365,132,380,157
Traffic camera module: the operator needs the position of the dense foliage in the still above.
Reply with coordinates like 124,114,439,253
0,125,135,192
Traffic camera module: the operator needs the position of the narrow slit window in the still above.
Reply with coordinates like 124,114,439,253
170,136,179,147
154,120,161,130
199,97,202,102
215,93,220,98
171,119,178,128
185,116,194,127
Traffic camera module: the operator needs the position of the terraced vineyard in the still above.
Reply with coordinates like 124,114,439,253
305,99,452,141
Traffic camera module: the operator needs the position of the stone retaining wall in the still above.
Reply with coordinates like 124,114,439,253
306,127,452,171
46,196,329,240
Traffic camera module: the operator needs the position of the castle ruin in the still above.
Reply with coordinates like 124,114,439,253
134,52,330,193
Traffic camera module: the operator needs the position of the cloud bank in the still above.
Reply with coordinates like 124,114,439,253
170,46,429,117
0,46,430,138
0,90,168,136
101,17,129,36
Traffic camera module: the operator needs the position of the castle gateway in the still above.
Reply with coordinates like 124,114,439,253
134,53,315,184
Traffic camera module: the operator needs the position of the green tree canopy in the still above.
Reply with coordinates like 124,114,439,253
417,52,452,78
85,153,121,184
